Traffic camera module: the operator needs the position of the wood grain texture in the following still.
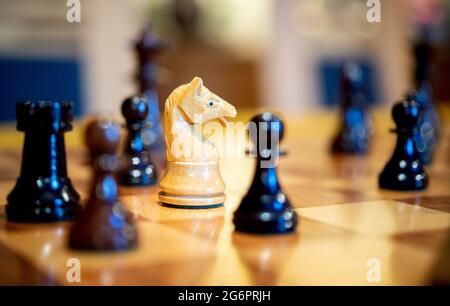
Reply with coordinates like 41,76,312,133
0,108,449,285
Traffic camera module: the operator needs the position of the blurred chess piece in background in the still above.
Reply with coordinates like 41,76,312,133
134,24,167,169
330,63,373,155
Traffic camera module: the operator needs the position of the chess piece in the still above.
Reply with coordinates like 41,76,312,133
158,77,237,208
413,29,433,91
6,101,80,223
135,25,166,152
331,63,373,154
233,112,297,234
378,100,428,191
69,118,138,251
408,88,439,165
410,32,440,165
119,95,157,186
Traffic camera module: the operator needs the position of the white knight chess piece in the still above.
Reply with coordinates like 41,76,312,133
158,77,237,208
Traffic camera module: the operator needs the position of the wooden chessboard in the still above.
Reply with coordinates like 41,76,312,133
0,108,449,285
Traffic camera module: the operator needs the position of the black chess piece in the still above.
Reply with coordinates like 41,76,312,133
119,95,157,186
331,63,373,154
413,28,433,90
68,118,138,251
6,101,81,223
135,24,166,152
407,88,439,165
233,112,297,234
378,100,428,191
410,31,440,165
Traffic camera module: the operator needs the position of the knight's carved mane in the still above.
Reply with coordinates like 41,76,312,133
162,77,236,163
164,84,187,148
164,84,197,162
158,77,236,207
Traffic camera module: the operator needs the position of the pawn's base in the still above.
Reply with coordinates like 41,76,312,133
68,206,138,252
119,166,157,187
68,240,138,252
378,174,428,191
331,136,369,155
158,192,225,209
379,163,428,191
233,207,298,234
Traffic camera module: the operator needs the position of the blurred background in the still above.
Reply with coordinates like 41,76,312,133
0,0,449,121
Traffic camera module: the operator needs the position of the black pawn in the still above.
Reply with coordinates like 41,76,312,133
379,100,428,191
119,95,158,186
233,113,297,234
331,63,373,154
409,32,440,165
69,118,138,251
135,25,166,152
408,88,439,165
6,101,81,223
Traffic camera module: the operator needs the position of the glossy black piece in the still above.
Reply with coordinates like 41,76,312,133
6,101,81,223
331,63,373,154
410,32,440,165
378,100,428,191
413,29,433,89
233,112,297,234
119,95,157,186
69,119,138,251
408,87,439,165
135,25,166,151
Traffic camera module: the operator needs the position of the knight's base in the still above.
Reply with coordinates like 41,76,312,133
158,192,225,209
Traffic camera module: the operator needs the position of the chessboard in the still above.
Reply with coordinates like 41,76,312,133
0,108,449,286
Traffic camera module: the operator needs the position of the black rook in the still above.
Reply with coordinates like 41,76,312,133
6,101,81,223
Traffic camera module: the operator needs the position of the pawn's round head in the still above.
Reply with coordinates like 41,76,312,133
121,95,149,122
85,118,121,157
392,100,421,129
249,112,285,153
135,24,166,54
406,89,429,109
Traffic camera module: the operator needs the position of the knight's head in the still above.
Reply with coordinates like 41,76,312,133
178,77,237,126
